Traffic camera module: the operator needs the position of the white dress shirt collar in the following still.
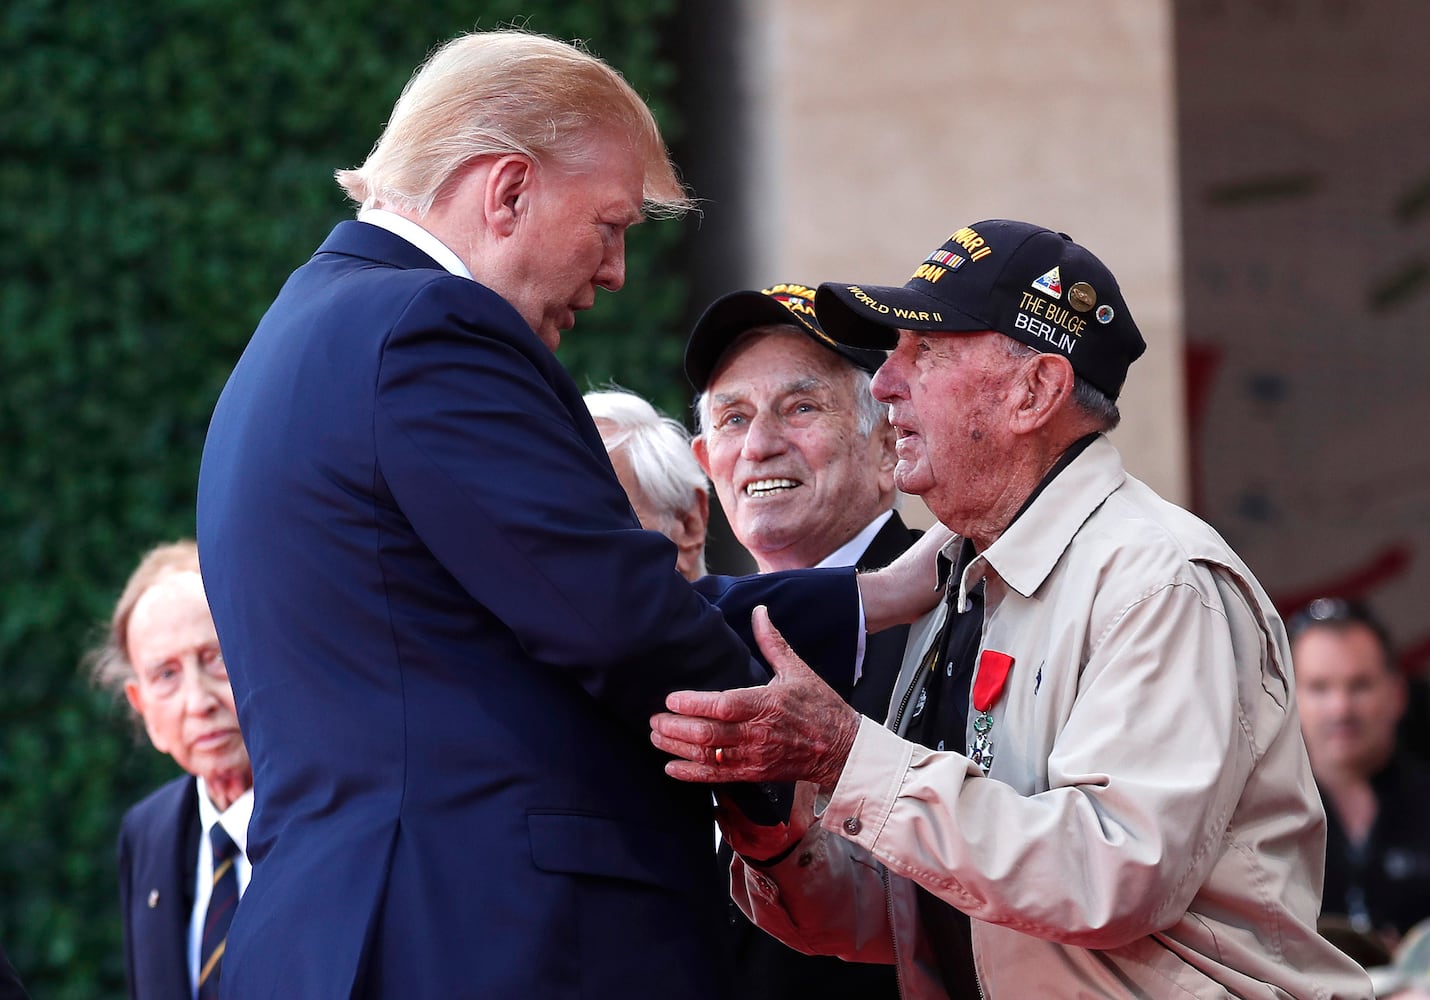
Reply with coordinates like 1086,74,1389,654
814,510,895,570
196,778,254,857
357,208,472,280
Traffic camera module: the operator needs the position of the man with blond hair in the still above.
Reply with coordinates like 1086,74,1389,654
198,29,940,999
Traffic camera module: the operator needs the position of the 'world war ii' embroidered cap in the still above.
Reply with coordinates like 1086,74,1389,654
684,283,888,391
814,220,1146,400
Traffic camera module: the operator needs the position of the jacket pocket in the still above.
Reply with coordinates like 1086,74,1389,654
527,810,704,892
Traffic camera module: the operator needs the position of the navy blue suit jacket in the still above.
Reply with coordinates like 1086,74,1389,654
196,222,858,999
0,942,29,1000
117,775,199,1000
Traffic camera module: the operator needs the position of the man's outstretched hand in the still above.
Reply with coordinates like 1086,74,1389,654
650,606,862,791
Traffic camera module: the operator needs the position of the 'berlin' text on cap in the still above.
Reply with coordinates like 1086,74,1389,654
813,220,1146,401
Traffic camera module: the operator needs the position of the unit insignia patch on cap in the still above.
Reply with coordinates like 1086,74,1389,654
1031,266,1062,298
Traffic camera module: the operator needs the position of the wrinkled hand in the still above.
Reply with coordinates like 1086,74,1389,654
650,606,861,790
858,522,955,633
715,780,819,863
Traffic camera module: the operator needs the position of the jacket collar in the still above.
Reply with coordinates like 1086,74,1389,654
857,510,918,572
314,219,448,273
956,434,1126,601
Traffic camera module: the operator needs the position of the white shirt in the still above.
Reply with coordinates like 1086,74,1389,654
813,510,894,570
187,779,253,998
357,208,472,279
813,510,893,684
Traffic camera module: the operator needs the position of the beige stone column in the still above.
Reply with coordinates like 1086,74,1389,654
735,0,1187,524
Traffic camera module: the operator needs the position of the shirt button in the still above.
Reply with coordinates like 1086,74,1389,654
843,816,861,835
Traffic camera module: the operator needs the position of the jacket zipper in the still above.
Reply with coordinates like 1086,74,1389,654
881,862,905,997
891,632,941,733
885,654,921,997
888,611,987,998
890,668,921,733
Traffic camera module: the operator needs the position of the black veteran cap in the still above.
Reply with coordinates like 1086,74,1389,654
814,220,1146,400
683,282,888,391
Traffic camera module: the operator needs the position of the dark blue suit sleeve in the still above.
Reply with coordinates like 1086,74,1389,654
693,572,856,699
372,281,856,725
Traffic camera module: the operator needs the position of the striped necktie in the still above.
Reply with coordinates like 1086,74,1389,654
198,824,240,999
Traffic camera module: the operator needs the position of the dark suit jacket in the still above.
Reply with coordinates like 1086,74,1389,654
196,221,860,1000
0,942,30,1000
720,512,919,1000
849,511,922,719
116,775,199,1000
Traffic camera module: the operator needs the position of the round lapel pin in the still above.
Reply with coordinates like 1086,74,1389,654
1068,282,1096,312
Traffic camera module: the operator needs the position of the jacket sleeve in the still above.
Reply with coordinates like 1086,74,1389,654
0,942,29,1000
694,572,859,699
371,279,858,727
116,815,139,1000
729,804,898,964
815,575,1260,949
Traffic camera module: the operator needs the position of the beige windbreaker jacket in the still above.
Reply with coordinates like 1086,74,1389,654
732,436,1371,999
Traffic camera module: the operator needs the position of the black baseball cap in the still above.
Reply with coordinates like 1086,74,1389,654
814,220,1146,400
683,282,888,391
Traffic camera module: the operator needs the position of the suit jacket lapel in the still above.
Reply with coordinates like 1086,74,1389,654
856,510,921,572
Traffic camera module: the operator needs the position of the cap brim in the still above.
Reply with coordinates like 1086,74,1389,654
684,292,815,390
684,290,885,390
815,283,990,350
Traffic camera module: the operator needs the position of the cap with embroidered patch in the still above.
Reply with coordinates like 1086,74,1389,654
684,283,888,391
814,220,1146,400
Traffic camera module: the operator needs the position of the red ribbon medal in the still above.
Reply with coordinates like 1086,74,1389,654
969,650,1014,774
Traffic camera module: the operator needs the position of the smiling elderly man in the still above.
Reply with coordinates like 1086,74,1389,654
686,283,901,577
653,221,1373,998
686,283,918,719
684,285,912,999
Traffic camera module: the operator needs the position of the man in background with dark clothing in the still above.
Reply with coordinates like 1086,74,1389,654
1291,597,1430,948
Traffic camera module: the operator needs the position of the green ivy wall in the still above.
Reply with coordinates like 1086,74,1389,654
0,1,688,994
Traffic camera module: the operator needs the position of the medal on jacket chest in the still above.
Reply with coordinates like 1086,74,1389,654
969,650,1014,775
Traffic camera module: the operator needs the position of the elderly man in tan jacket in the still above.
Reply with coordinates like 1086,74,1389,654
652,220,1372,998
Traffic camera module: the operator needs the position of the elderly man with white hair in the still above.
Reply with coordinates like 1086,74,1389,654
585,388,710,582
681,284,915,1000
